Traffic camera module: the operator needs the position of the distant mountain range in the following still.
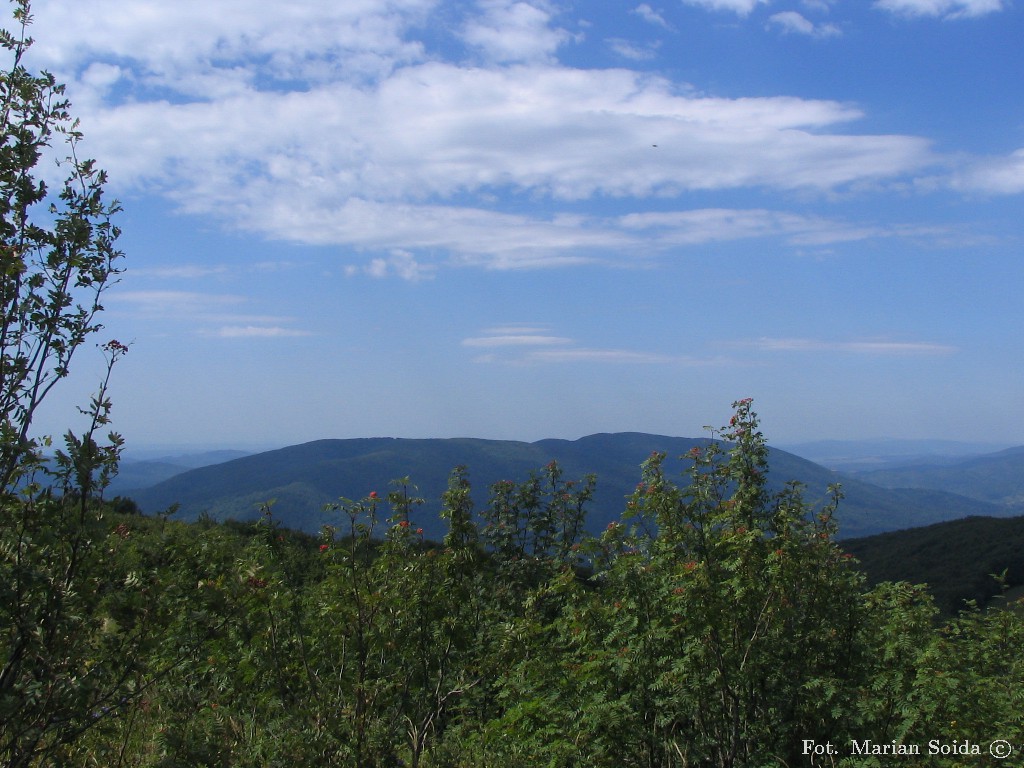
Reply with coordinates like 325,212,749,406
853,446,1024,507
122,433,1013,540
780,438,1016,473
109,450,252,494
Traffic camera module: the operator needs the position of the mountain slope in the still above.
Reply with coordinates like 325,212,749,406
842,514,1024,615
128,433,1004,539
108,450,252,494
856,446,1024,507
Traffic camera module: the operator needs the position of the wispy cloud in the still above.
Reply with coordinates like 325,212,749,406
801,0,836,12
768,11,842,38
528,348,721,365
277,201,618,270
632,4,673,29
462,332,572,347
681,0,769,16
130,261,299,280
345,250,436,281
874,0,1004,19
113,290,310,338
607,38,661,61
952,149,1024,195
464,326,730,365
274,202,954,272
113,290,246,317
616,208,880,246
481,325,553,336
463,325,571,362
742,337,957,355
132,265,230,279
211,326,312,338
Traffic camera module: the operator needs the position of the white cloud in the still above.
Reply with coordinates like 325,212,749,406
768,11,841,37
680,0,769,16
617,208,883,247
18,0,996,276
953,149,1024,195
290,200,620,269
462,1,570,63
632,4,673,29
28,0,436,88
607,38,661,60
79,62,124,91
346,250,436,281
72,61,935,264
873,0,1004,18
281,202,920,271
364,258,391,279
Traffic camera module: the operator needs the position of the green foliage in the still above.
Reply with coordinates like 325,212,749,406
5,399,1022,767
483,400,868,767
0,4,133,765
0,0,123,490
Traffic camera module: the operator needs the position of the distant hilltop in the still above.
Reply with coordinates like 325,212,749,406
116,433,1019,540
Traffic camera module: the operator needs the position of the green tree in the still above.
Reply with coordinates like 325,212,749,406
0,3,129,764
0,0,123,489
486,400,870,767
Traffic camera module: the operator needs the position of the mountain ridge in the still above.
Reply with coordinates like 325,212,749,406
109,449,253,494
127,432,1006,540
779,438,1017,473
854,446,1024,507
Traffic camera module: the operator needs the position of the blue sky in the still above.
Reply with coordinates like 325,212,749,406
19,0,1024,451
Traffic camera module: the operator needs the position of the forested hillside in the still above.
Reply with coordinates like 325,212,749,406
128,433,1003,539
843,514,1024,615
